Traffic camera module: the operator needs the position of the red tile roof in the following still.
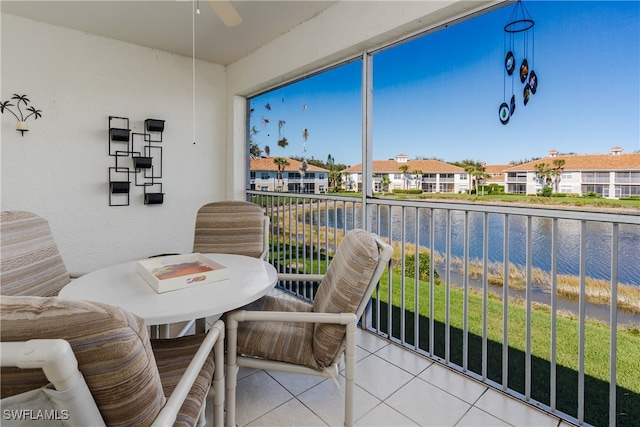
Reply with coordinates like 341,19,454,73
483,164,509,175
250,157,329,172
483,164,510,183
505,153,640,172
342,159,465,173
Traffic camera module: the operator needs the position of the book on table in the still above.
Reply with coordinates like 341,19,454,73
137,253,230,293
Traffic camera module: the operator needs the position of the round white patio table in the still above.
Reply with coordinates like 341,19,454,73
59,253,278,329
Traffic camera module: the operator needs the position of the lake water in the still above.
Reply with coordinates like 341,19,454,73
316,206,640,287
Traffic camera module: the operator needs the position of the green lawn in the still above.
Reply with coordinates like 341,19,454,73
272,246,639,426
373,271,639,426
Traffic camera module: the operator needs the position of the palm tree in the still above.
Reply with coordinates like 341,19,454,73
534,162,553,188
551,158,566,193
273,157,289,191
277,120,288,148
399,164,410,190
328,170,342,192
249,141,262,158
381,175,391,194
465,164,490,195
412,169,423,191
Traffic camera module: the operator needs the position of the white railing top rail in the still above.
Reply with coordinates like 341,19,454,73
248,190,640,225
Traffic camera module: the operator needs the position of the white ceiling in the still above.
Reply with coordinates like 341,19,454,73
1,1,336,65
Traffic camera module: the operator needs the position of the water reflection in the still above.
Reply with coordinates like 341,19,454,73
302,206,640,286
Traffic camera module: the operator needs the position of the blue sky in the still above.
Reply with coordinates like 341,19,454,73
249,1,640,167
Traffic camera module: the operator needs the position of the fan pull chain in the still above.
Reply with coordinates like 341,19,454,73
192,0,197,144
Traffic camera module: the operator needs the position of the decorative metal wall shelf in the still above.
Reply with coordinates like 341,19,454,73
108,116,165,206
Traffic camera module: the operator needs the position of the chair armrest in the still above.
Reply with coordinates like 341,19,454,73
277,273,325,282
151,320,225,427
0,339,80,392
227,310,357,326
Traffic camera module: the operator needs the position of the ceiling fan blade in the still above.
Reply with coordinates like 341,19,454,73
209,0,243,27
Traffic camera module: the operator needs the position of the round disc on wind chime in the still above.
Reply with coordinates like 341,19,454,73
519,58,529,83
523,83,531,105
505,51,515,75
528,70,538,94
509,94,516,116
499,102,510,125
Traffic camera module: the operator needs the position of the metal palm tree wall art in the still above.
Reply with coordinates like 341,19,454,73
0,94,43,136
500,0,537,125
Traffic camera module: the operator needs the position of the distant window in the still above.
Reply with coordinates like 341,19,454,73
616,185,640,197
561,185,572,193
615,171,640,183
583,172,610,183
260,173,269,179
439,184,452,193
561,172,572,179
584,184,609,197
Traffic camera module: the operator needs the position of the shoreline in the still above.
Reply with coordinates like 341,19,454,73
266,200,640,324
440,263,639,327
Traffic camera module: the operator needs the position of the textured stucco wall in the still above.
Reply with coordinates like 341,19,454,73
1,13,227,272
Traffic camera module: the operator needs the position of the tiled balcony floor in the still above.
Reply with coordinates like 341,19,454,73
206,328,568,427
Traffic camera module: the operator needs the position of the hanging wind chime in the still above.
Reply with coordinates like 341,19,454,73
500,0,537,125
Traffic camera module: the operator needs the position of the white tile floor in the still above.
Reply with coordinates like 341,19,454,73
205,328,564,427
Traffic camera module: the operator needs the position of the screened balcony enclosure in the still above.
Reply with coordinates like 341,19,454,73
242,1,638,425
242,192,639,427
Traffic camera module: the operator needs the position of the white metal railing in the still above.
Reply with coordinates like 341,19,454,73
247,190,640,427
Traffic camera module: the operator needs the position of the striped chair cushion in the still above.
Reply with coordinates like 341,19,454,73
311,229,380,368
1,211,70,297
192,201,265,258
235,295,320,369
1,296,166,426
151,336,215,427
1,296,215,427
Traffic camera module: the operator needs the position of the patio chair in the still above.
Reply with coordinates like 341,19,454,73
0,295,225,427
225,229,393,427
193,201,269,261
0,211,70,296
161,200,271,337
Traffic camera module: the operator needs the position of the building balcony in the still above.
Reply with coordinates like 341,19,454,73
582,179,610,184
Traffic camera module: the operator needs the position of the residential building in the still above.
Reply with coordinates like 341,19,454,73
482,164,509,190
504,148,640,198
342,154,469,193
250,157,329,194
